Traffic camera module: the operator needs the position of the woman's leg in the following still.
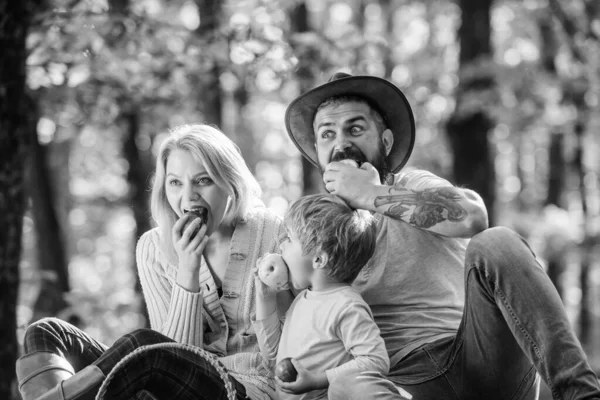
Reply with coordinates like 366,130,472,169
100,344,249,400
17,323,177,400
22,317,108,370
17,317,108,400
92,329,178,376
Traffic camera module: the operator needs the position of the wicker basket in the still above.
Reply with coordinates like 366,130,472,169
95,342,237,400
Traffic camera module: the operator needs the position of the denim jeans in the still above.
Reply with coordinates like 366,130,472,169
22,319,248,399
329,227,600,400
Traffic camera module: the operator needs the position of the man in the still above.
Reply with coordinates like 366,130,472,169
284,72,600,400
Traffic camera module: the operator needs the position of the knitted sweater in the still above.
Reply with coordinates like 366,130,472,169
135,206,287,400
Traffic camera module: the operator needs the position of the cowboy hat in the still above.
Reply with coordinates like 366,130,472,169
284,72,416,173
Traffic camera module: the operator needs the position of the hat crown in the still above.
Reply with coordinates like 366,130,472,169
328,72,352,82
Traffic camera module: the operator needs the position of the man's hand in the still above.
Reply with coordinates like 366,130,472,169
276,359,327,395
322,161,381,209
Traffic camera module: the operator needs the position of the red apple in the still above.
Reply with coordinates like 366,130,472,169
185,206,208,224
275,357,297,382
257,253,290,292
183,206,208,239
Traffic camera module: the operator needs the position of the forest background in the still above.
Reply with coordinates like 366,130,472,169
1,0,599,399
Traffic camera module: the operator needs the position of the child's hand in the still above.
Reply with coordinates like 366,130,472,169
276,359,325,394
253,268,277,299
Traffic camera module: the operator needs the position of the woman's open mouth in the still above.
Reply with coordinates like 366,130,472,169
183,206,208,224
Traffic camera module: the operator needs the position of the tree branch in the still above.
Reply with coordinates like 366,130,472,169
547,0,587,63
582,0,600,41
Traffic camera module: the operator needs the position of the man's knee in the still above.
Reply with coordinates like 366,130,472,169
468,227,522,253
466,226,542,275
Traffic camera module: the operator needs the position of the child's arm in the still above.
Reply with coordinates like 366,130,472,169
277,300,389,395
327,302,390,381
327,301,389,380
278,299,388,395
251,264,288,369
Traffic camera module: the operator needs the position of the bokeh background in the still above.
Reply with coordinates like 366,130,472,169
1,0,599,399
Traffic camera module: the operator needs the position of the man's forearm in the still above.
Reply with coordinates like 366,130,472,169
366,184,488,238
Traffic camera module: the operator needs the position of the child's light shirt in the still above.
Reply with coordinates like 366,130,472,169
253,286,389,400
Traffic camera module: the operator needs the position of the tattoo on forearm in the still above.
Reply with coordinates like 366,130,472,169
374,187,468,229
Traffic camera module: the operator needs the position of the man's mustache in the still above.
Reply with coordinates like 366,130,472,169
331,147,368,165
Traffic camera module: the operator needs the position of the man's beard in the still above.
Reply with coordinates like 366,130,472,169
319,141,392,184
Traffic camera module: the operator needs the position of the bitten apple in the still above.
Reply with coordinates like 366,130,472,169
257,253,290,291
184,206,208,223
339,159,359,168
183,206,208,239
275,358,297,382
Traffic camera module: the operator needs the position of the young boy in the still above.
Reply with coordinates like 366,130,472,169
252,193,390,400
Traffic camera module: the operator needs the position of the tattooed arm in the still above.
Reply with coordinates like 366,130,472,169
324,163,488,238
373,181,488,238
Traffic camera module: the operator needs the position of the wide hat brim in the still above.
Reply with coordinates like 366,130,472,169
285,73,415,173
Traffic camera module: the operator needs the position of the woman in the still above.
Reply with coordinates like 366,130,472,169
17,124,292,400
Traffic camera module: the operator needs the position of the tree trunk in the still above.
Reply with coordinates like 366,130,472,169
195,0,222,127
108,0,151,327
0,1,37,397
546,132,565,208
540,11,564,211
122,103,152,327
544,132,566,300
379,0,395,79
290,2,325,196
27,97,71,322
562,76,591,343
231,74,256,169
446,0,495,226
573,119,591,344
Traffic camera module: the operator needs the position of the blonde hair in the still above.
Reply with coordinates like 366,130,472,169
285,194,377,283
150,124,262,260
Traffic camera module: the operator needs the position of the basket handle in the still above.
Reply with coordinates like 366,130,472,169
95,342,237,400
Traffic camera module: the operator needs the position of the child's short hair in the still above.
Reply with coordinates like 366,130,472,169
285,194,377,283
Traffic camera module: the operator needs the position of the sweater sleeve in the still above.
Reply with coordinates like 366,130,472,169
136,231,204,346
251,311,285,371
325,301,390,383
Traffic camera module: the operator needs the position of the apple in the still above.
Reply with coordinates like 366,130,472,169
275,358,297,382
184,206,208,223
183,206,208,239
339,159,359,168
257,253,290,292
